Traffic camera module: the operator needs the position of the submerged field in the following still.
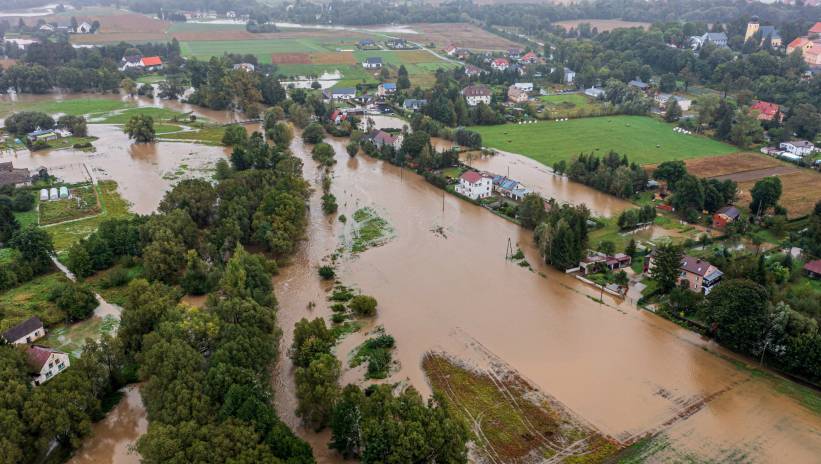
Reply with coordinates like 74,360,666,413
472,115,737,166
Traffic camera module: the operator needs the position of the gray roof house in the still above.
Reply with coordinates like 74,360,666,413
0,162,31,187
628,79,649,90
363,57,383,69
2,317,45,345
402,99,428,111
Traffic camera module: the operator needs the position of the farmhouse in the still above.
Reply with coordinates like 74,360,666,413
491,58,510,71
0,162,31,187
120,55,142,71
779,140,816,157
462,85,492,106
519,51,538,64
579,252,632,275
805,259,821,279
1,317,45,345
628,79,649,90
363,57,383,69
329,110,347,124
507,85,529,104
655,94,691,111
377,82,396,96
75,21,93,34
324,87,356,101
464,65,484,77
402,99,427,111
141,56,163,71
366,130,402,150
750,101,780,121
712,205,740,228
444,45,457,56
358,39,376,49
647,254,723,295
455,171,492,200
25,345,70,386
491,175,529,200
26,129,59,143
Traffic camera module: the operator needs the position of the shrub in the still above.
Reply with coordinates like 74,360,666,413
319,265,335,280
302,122,325,144
100,267,131,289
331,303,346,312
49,282,98,321
348,295,378,317
331,313,346,324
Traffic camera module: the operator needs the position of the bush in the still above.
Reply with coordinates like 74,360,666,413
100,267,131,289
222,124,248,146
331,313,346,324
49,282,98,321
321,193,338,214
319,265,335,280
348,295,378,317
331,303,346,312
11,191,35,212
302,122,325,144
312,143,336,166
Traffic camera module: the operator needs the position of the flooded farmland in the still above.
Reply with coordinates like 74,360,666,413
272,134,821,462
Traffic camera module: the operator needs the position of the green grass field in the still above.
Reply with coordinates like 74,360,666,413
93,107,190,124
472,115,737,166
0,98,130,118
0,272,69,329
181,38,359,62
168,22,247,33
540,93,594,108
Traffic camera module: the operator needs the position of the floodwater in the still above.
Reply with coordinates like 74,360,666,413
272,133,821,462
67,386,147,464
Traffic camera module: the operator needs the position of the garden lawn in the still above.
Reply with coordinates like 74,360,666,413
471,115,737,166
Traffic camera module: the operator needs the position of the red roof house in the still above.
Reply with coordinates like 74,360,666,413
750,101,780,121
140,56,163,68
804,259,821,279
810,22,821,35
491,58,510,71
520,51,538,63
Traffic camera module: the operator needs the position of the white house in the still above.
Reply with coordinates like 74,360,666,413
584,87,605,98
491,58,510,71
779,140,816,157
563,68,576,84
377,82,396,96
324,87,356,101
513,82,533,92
120,55,143,71
26,345,70,386
1,317,45,345
75,22,93,34
363,57,383,69
455,171,492,200
655,93,692,112
462,85,492,106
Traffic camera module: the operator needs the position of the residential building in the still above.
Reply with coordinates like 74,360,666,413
690,32,728,49
329,110,347,124
141,56,163,71
712,205,740,228
519,51,538,64
750,100,781,121
363,57,383,69
779,140,816,157
507,47,522,59
462,85,492,106
804,259,821,279
745,18,782,47
464,65,484,77
655,94,692,111
491,175,529,200
579,252,632,275
584,87,605,98
444,45,457,56
0,162,31,187
507,85,529,104
377,82,396,96
385,39,414,49
366,130,402,150
402,99,427,111
513,82,533,92
491,58,510,71
1,317,45,345
358,39,376,49
628,79,649,90
455,171,492,200
232,63,255,72
647,254,723,295
324,87,356,101
75,22,93,34
25,345,70,386
563,68,576,84
120,55,143,71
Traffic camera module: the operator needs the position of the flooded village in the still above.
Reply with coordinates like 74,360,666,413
1,3,821,464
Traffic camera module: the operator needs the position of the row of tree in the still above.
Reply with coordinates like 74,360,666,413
554,151,649,199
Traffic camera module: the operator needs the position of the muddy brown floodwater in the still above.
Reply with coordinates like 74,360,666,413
273,134,821,463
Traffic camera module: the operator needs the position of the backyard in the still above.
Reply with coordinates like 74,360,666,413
472,115,738,166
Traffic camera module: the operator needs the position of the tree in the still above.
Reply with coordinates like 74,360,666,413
729,108,763,148
703,279,769,353
346,141,358,156
57,115,87,137
48,282,98,321
295,353,340,431
664,98,682,122
181,250,211,295
222,124,248,146
299,122,323,144
158,179,216,228
330,384,365,458
749,176,782,216
659,73,677,92
268,121,293,147
66,240,93,278
290,317,335,368
625,238,636,256
3,111,54,135
349,295,378,317
120,77,136,96
397,65,411,90
518,194,545,229
311,143,336,166
653,160,687,185
142,229,187,283
124,114,155,143
9,226,54,274
0,204,20,243
24,370,99,450
670,174,705,214
784,103,821,141
650,243,682,293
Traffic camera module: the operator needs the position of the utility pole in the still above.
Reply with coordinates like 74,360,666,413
442,189,445,212
505,237,514,259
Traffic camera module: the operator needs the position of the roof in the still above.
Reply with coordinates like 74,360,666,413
2,317,43,342
784,140,814,148
0,167,30,186
629,79,649,89
788,37,811,49
680,256,716,277
122,55,141,64
499,178,520,190
508,86,527,98
381,83,396,90
703,32,727,41
462,85,491,97
811,22,821,34
333,87,356,95
0,162,13,171
141,56,162,66
759,26,780,40
403,98,427,108
365,57,383,64
493,58,509,65
369,130,397,145
751,101,779,117
716,205,740,219
464,65,483,74
460,171,483,184
805,259,821,274
25,345,63,371
521,51,538,60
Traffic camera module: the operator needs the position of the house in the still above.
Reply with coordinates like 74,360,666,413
507,47,522,59
584,87,605,98
455,171,492,200
456,48,471,60
519,51,538,64
563,68,576,84
491,58,510,71
363,57,383,69
628,79,649,90
366,130,402,150
491,175,529,200
358,39,376,49
329,110,348,124
712,205,740,228
779,140,816,157
324,87,357,101
232,63,255,73
745,18,782,48
690,32,728,49
385,38,414,49
444,45,458,56
513,82,533,92
120,55,142,71
39,24,55,32
579,252,631,275
462,85,492,106
655,94,692,112
761,146,784,157
26,128,59,143
750,100,780,121
402,99,427,111
804,259,821,279
25,345,70,386
647,254,723,295
810,22,821,35
0,162,31,188
786,37,821,66
377,82,396,96
141,56,163,71
1,317,45,345
507,85,529,104
75,21,93,34
464,65,484,77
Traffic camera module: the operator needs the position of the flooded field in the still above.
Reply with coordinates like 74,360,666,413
273,133,821,462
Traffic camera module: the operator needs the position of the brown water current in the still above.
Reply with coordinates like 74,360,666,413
273,134,821,462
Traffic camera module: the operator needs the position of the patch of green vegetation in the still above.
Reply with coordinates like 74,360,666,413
0,272,69,328
440,166,465,179
330,285,355,302
0,98,131,118
160,125,226,145
136,74,167,84
40,136,98,151
13,208,39,228
39,184,99,225
350,207,393,253
41,315,120,359
330,320,363,340
153,123,183,134
181,37,358,62
93,107,190,125
471,115,737,166
45,180,133,253
350,328,395,379
86,265,144,306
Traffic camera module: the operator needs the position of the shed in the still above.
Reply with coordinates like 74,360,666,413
40,189,49,201
49,187,58,200
59,186,69,199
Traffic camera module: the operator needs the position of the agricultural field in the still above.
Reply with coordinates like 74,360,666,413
39,184,100,225
738,170,821,219
397,22,520,51
0,98,130,118
539,93,603,118
181,36,362,63
553,19,651,32
472,115,737,166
